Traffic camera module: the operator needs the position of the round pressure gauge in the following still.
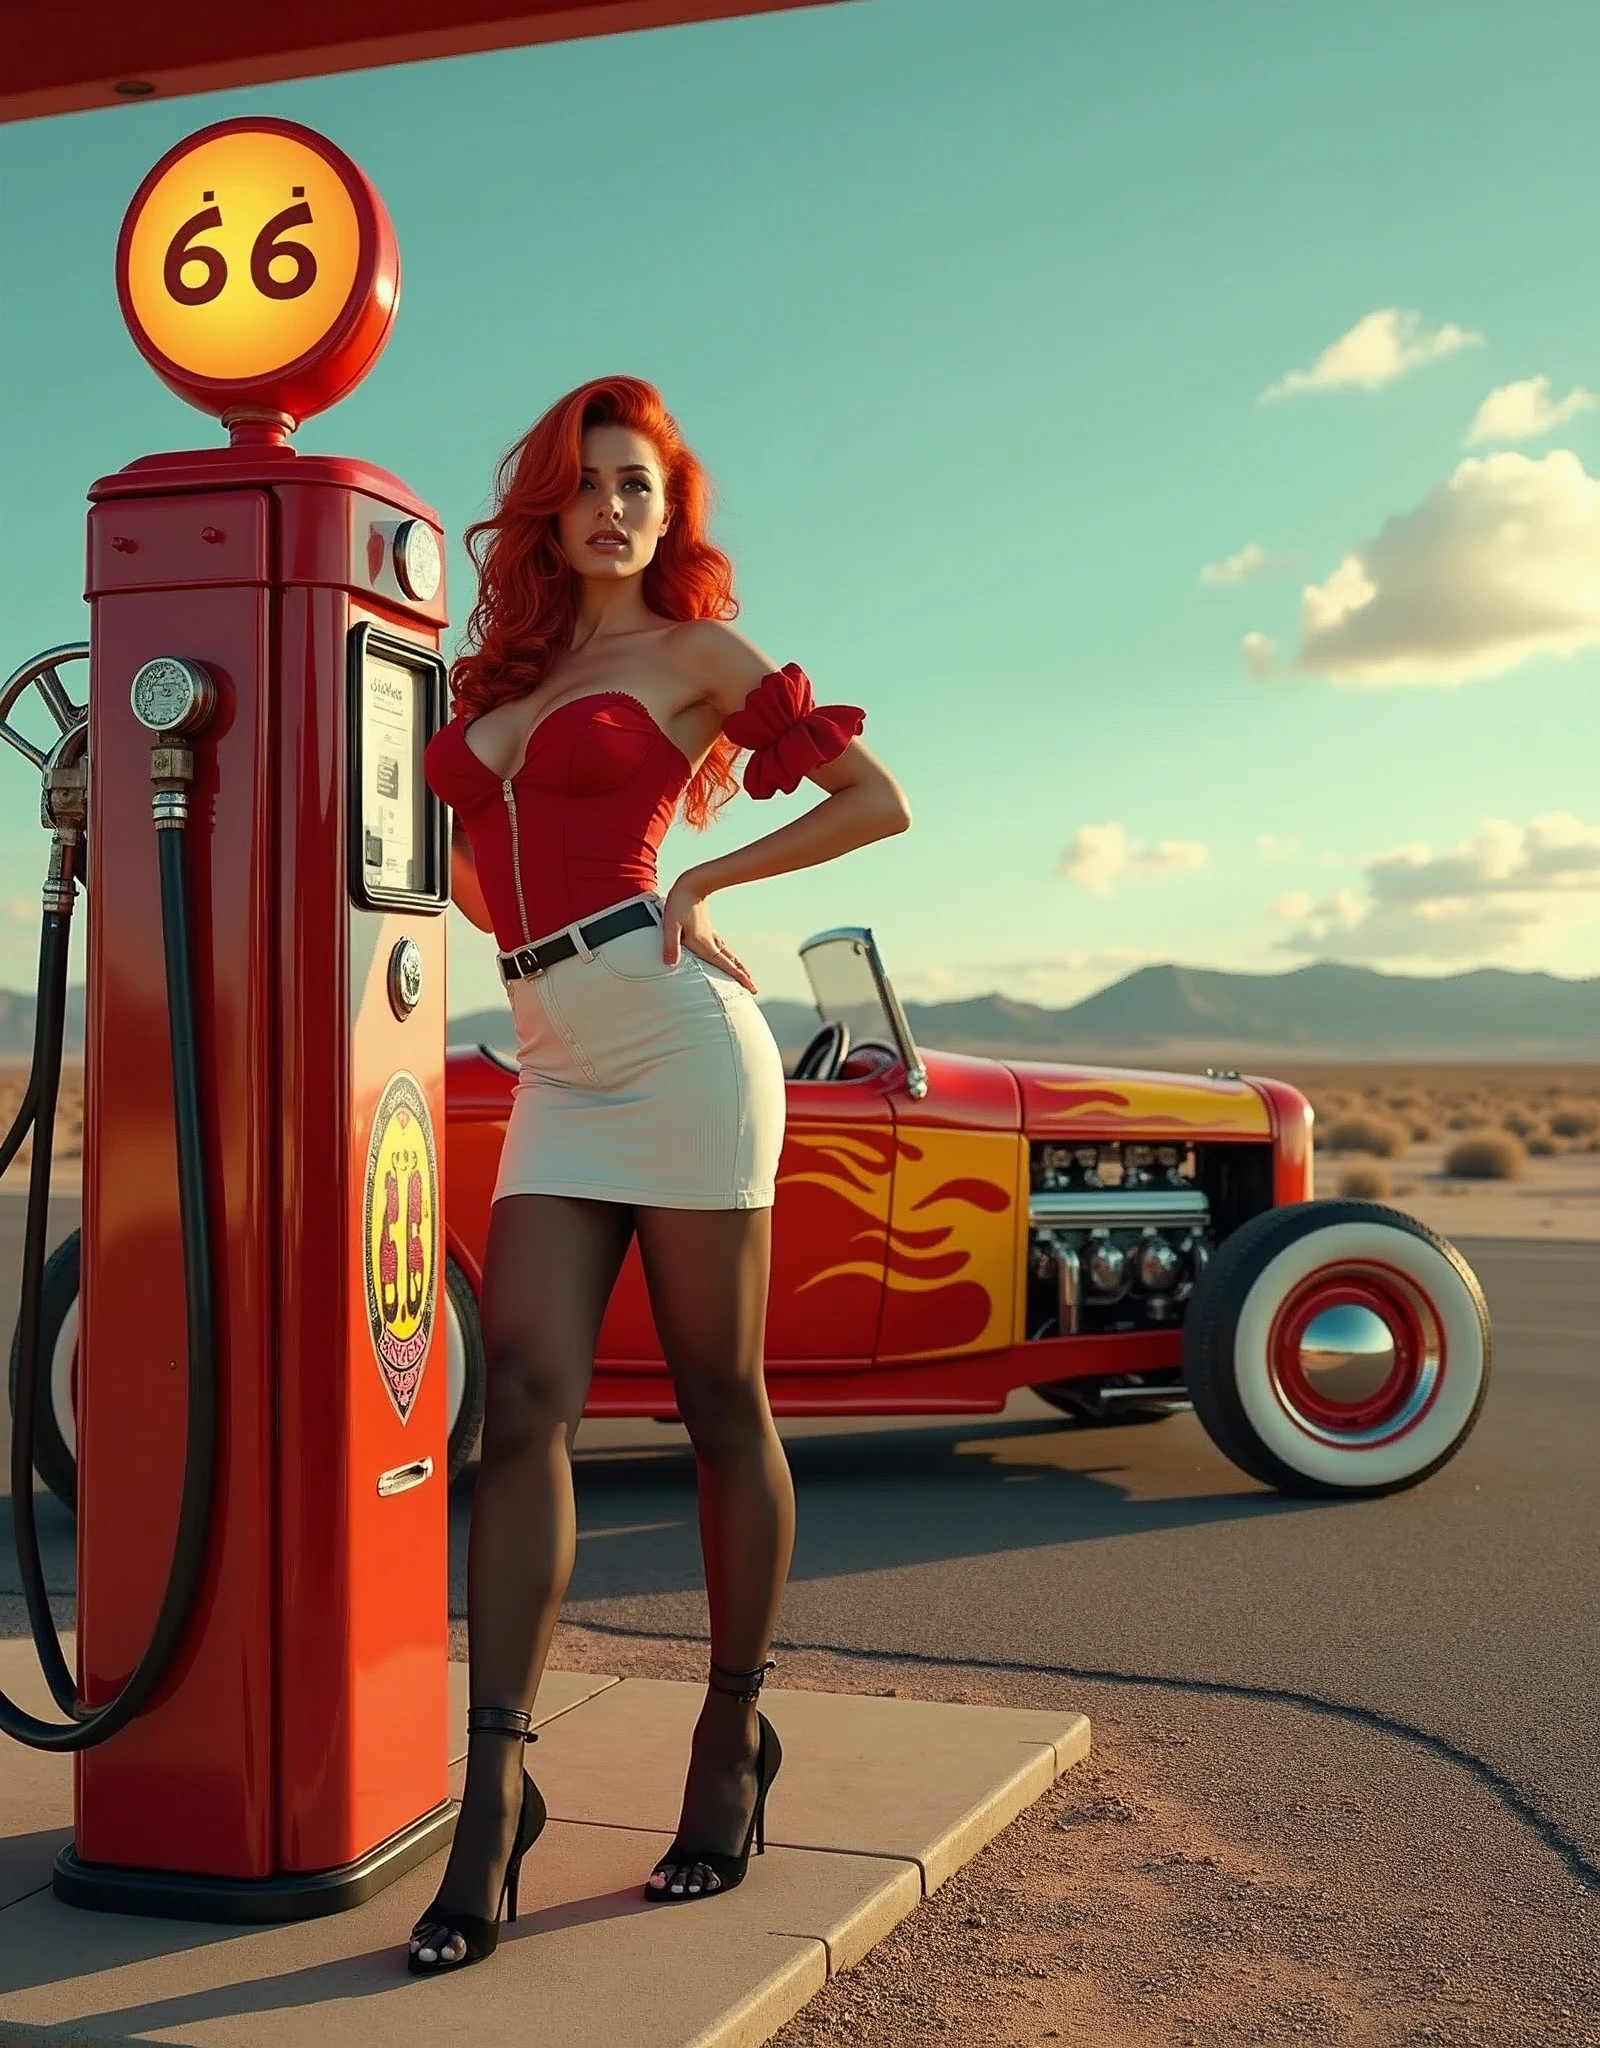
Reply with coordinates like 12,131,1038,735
130,656,217,735
393,519,441,602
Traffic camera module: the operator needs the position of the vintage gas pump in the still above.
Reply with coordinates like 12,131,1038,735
0,117,456,1920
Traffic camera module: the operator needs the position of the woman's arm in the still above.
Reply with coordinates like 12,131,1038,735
451,816,496,935
686,740,911,896
659,625,911,988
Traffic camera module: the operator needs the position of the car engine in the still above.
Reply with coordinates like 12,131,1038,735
1026,1140,1213,1338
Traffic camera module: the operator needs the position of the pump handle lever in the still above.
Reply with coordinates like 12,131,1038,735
0,643,89,771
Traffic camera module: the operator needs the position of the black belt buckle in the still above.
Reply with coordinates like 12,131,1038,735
502,900,655,982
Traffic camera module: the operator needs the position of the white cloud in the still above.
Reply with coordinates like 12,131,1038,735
1466,375,1596,446
1294,449,1600,684
1058,822,1209,893
1199,541,1304,587
1273,813,1600,960
1240,631,1277,679
1263,308,1483,402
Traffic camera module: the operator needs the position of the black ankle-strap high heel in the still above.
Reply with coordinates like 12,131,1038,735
644,1658,784,1904
408,1707,548,1974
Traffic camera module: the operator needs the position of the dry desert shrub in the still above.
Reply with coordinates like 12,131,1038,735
1323,1114,1407,1159
1550,1107,1600,1139
1409,1119,1437,1143
1502,1111,1541,1139
0,1064,82,1167
1269,1064,1600,1150
1527,1135,1558,1157
1337,1163,1391,1200
1444,1131,1525,1180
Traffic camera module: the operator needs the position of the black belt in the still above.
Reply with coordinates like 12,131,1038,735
498,898,659,981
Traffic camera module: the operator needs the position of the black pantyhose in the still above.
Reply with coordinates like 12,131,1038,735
410,1195,794,1961
412,1194,632,1965
635,1206,794,1898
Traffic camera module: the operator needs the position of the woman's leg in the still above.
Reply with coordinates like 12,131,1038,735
412,1192,633,1962
633,1205,794,1897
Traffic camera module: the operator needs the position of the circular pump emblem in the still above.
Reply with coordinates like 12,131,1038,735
362,1071,438,1423
116,117,400,429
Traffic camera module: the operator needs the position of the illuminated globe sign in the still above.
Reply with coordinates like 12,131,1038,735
116,118,400,431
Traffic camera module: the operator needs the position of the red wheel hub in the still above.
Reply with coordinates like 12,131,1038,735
1266,1261,1444,1447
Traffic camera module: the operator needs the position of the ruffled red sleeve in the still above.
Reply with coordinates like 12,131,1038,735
721,664,866,800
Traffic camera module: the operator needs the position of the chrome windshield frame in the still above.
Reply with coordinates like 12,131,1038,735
797,925,929,1100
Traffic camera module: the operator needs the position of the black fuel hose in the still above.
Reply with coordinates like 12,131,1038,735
1,816,218,1749
0,922,47,1178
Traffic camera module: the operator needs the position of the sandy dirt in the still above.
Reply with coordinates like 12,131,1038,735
1283,1063,1600,1242
0,1600,1589,2044
0,1062,81,1179
533,1624,1599,2048
1343,1136,1600,1240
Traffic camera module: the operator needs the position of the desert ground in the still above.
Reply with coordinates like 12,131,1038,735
8,1059,1600,1238
1276,1061,1600,1240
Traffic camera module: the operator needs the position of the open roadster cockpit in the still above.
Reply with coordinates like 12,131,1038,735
790,927,928,1097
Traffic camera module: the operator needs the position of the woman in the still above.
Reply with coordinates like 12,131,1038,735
409,375,911,1972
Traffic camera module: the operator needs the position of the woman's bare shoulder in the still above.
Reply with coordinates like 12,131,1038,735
663,620,777,714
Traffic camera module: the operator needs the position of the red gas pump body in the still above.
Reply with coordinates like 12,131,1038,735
71,440,454,1913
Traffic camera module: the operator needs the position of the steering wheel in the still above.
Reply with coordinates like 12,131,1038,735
791,1019,850,1082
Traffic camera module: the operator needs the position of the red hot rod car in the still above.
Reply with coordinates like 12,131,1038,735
439,927,1491,1500
12,928,1491,1510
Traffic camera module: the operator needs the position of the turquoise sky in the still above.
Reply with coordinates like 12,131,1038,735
4,0,1599,1012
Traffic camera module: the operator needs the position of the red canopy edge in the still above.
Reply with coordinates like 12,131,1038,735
4,0,851,124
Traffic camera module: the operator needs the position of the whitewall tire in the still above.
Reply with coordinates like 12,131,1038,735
7,1229,81,1511
1183,1202,1490,1498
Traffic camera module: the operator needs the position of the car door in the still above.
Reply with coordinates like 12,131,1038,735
875,1056,1024,1364
765,1076,894,1363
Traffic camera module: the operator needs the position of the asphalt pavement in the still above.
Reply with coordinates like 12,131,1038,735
3,1188,1595,1892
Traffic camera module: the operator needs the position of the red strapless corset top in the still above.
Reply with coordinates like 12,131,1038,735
423,668,865,952
423,692,687,948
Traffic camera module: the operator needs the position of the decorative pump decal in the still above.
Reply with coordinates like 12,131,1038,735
362,1071,437,1422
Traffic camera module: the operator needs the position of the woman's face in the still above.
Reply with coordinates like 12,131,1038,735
556,423,670,583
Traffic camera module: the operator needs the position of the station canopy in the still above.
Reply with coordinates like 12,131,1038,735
5,1,842,124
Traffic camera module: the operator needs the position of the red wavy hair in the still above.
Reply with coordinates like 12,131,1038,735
451,375,741,828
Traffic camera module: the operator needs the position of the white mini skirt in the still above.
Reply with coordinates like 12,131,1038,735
492,893,788,1211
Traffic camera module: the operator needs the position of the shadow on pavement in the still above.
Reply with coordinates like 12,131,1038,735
443,1412,1320,1613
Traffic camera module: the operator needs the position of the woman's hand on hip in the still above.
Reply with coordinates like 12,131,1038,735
660,873,757,993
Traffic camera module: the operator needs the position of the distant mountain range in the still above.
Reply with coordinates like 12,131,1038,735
0,984,86,1059
6,963,1597,1064
449,961,1600,1063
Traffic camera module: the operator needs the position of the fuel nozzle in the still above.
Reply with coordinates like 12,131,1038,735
0,643,90,915
129,657,218,830
40,750,87,916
